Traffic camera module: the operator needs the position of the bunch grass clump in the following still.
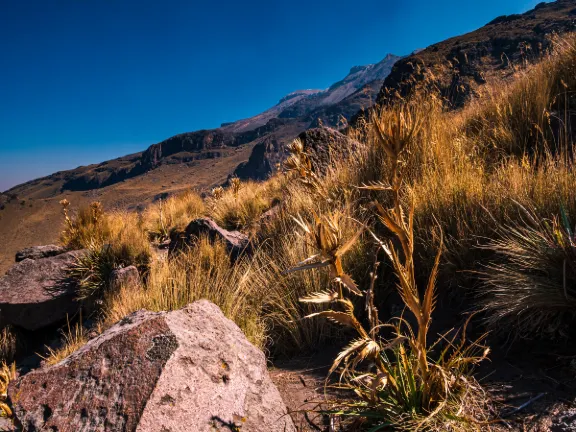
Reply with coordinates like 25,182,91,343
61,203,151,302
59,200,111,250
480,204,576,339
209,177,284,230
142,191,205,242
104,236,268,348
0,327,18,364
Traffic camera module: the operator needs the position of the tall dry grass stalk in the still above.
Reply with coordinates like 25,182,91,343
284,94,490,429
41,317,91,366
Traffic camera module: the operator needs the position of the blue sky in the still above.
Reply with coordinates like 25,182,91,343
0,0,545,191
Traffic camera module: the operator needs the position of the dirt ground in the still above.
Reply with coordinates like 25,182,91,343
270,340,576,431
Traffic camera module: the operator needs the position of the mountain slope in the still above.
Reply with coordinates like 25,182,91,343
6,54,400,199
376,0,576,108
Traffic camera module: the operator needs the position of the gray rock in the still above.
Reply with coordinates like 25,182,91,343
169,217,251,261
108,265,141,292
297,127,360,174
9,300,295,432
0,250,84,331
14,245,67,262
0,417,15,431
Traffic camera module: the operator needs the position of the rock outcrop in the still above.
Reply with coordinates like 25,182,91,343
297,127,360,174
0,250,84,331
14,245,67,263
108,265,141,292
169,217,250,260
9,301,295,432
375,0,576,108
232,137,279,181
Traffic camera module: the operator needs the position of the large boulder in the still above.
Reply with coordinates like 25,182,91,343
9,301,295,432
15,244,67,262
297,127,360,174
0,250,84,331
233,136,280,181
169,217,250,261
108,265,141,292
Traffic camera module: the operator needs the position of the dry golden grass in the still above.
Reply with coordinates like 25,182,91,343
42,318,90,366
0,362,16,418
208,177,285,230
142,191,205,242
281,94,490,429
104,237,269,348
25,35,576,430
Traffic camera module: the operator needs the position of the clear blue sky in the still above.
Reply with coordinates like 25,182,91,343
0,0,545,191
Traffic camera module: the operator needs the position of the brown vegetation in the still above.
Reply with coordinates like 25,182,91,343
5,31,576,431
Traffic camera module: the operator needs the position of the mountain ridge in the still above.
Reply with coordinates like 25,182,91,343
5,53,401,197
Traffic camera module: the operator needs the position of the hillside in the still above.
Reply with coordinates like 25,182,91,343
4,2,576,430
0,54,399,275
6,54,400,200
2,0,576,278
376,0,576,107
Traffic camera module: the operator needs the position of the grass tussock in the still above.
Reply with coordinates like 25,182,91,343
208,177,284,230
142,191,205,242
104,237,269,348
480,204,576,339
0,327,18,365
61,202,152,302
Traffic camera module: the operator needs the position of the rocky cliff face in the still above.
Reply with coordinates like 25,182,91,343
376,0,576,108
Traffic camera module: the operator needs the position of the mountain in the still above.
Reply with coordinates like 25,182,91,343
375,0,576,108
5,53,400,200
0,53,400,274
3,0,576,275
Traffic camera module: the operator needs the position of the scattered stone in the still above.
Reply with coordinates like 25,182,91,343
14,245,67,263
169,217,250,261
0,250,85,331
0,417,16,431
108,265,141,292
258,204,281,228
9,301,295,432
550,409,576,432
297,127,360,174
